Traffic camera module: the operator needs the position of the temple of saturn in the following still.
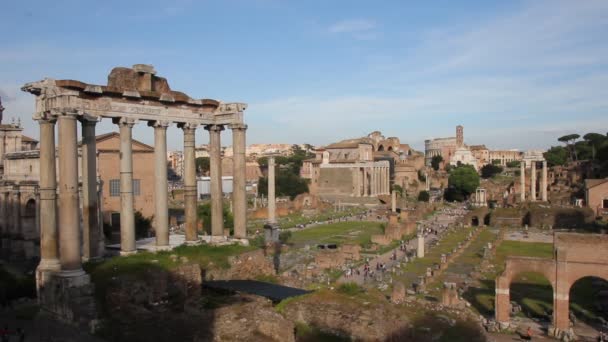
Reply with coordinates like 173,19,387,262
21,64,248,319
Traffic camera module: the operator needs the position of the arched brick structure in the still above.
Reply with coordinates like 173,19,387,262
495,232,608,332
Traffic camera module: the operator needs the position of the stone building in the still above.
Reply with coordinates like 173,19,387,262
424,125,463,167
301,136,390,199
168,150,184,178
584,178,608,217
451,146,479,170
488,150,522,167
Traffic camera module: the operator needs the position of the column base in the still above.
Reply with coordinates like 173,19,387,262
59,268,87,279
37,258,62,272
184,239,201,246
120,250,137,256
152,245,172,252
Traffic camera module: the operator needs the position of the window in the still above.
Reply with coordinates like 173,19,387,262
110,179,120,197
603,199,608,209
109,179,141,197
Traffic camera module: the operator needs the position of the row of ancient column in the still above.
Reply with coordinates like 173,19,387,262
353,165,390,197
519,160,547,202
0,189,26,237
37,113,248,277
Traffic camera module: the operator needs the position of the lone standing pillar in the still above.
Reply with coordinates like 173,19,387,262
417,233,425,258
81,118,101,260
152,121,170,249
57,114,84,274
182,124,198,243
541,160,548,202
206,125,224,236
530,161,537,201
36,119,61,271
520,162,526,202
116,118,136,255
230,124,247,238
268,156,276,224
391,190,397,213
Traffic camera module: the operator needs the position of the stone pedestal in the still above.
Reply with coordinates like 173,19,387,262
264,223,280,244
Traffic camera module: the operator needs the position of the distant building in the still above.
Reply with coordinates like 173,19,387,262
197,176,234,198
584,178,608,217
424,126,462,167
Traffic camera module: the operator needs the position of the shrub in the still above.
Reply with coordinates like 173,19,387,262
337,282,364,295
418,190,430,202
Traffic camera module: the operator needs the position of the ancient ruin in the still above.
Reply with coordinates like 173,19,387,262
20,64,248,323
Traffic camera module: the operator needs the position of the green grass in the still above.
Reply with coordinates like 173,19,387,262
492,240,553,276
336,282,364,296
289,221,384,247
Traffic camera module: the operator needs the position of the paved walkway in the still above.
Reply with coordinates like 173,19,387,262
338,207,467,286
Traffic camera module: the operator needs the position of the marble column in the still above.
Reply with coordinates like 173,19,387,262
37,118,60,270
371,167,376,196
520,162,526,202
152,121,170,249
230,124,247,238
81,118,100,261
117,118,136,255
391,190,397,212
530,161,537,201
417,233,425,258
11,188,20,237
182,124,198,243
385,167,389,194
541,160,548,202
268,156,276,224
206,125,224,236
57,114,84,274
362,168,368,196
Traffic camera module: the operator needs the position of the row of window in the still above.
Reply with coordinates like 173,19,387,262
109,179,141,197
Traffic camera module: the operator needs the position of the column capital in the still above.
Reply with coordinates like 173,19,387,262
79,116,99,126
229,123,248,131
178,122,198,131
35,115,57,124
204,124,225,132
148,120,171,129
112,117,137,127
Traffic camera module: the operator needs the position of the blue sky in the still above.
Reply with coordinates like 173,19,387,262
1,0,607,151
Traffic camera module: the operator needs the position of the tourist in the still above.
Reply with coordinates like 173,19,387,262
524,326,533,341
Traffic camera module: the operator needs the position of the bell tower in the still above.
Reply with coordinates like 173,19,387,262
456,125,464,147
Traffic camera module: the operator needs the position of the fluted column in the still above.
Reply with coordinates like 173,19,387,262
57,114,84,274
531,161,537,201
81,118,101,261
520,162,526,202
205,125,224,236
371,167,376,196
116,118,136,255
151,120,170,249
182,124,198,243
268,156,276,224
230,124,247,238
541,160,548,202
37,118,60,270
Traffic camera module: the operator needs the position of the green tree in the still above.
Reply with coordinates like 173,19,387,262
445,165,479,201
558,134,580,161
544,146,569,166
258,171,309,200
431,155,443,171
196,203,234,234
417,190,430,202
134,211,153,239
195,157,210,175
506,160,520,168
392,184,404,197
480,164,503,179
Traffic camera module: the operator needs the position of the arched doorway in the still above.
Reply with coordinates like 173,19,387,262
483,214,491,226
509,271,554,322
24,198,36,217
378,145,385,151
471,216,479,226
569,276,608,336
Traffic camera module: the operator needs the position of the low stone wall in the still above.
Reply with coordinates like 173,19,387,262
528,206,595,228
314,244,361,269
206,249,276,280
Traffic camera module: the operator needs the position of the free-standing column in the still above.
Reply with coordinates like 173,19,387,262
182,124,198,243
81,118,101,261
37,118,60,270
152,120,170,249
530,161,537,201
541,160,547,202
391,190,397,212
116,118,136,255
206,125,224,236
520,162,526,202
230,124,247,238
57,114,84,274
268,156,276,224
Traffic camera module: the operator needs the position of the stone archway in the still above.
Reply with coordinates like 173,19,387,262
569,276,608,327
471,216,479,226
496,233,608,335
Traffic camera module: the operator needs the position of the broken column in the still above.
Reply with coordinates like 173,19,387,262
264,156,279,243
417,232,425,258
541,160,548,202
391,190,397,212
520,162,525,202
